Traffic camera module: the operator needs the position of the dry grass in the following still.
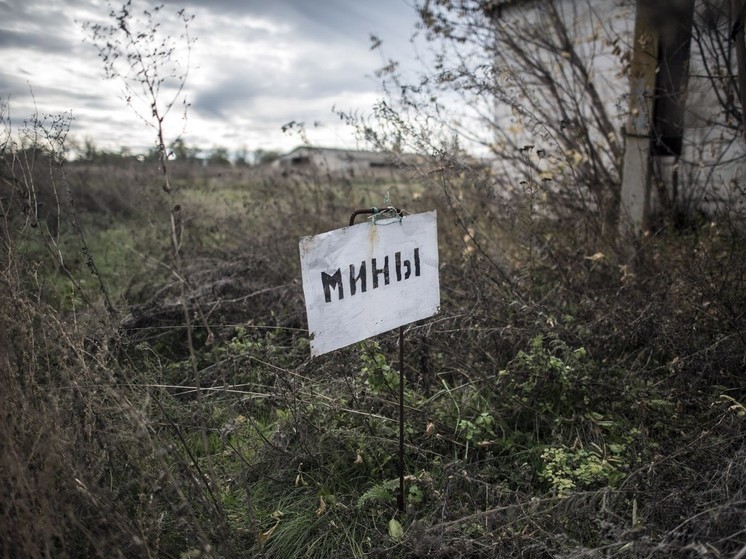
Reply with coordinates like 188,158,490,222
1,146,744,558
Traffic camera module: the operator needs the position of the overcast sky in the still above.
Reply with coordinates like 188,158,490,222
0,0,423,157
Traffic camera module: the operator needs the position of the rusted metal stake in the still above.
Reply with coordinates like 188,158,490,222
349,207,407,513
398,324,405,512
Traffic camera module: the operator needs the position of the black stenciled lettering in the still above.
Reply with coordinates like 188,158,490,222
372,256,390,288
323,248,421,302
321,269,344,302
401,247,420,280
349,261,367,296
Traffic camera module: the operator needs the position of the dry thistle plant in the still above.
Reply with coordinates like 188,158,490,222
82,0,227,529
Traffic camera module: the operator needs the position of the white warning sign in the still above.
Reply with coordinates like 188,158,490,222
299,211,440,356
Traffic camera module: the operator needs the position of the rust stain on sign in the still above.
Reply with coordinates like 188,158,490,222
368,223,379,254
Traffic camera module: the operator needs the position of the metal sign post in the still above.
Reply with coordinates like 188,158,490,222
299,207,440,512
349,208,407,511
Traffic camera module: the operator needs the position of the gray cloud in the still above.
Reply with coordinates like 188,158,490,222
0,0,421,153
0,28,70,51
162,0,410,39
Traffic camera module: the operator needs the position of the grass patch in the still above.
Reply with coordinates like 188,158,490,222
2,155,744,558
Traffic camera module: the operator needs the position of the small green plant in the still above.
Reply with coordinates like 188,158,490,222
360,342,399,393
456,411,496,460
357,478,399,509
457,411,495,443
539,444,622,496
226,326,263,355
497,334,598,436
407,483,424,506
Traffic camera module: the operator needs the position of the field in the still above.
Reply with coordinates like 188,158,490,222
1,149,745,559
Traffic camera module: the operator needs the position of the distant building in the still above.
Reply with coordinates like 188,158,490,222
273,146,420,177
490,0,745,229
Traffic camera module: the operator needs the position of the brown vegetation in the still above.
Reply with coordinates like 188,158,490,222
0,137,744,557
